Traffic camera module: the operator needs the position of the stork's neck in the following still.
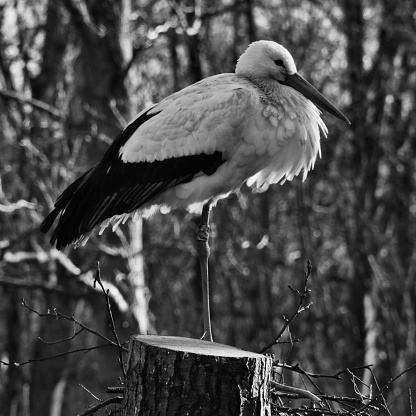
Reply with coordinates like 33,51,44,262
239,73,327,137
241,74,296,108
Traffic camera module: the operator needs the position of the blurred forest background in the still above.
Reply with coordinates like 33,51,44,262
0,0,415,414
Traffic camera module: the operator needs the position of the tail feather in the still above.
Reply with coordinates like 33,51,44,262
40,170,91,235
41,168,191,250
40,168,94,247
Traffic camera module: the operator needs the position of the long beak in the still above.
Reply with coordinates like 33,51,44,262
281,73,350,124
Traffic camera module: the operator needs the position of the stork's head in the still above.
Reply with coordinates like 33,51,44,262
236,40,350,123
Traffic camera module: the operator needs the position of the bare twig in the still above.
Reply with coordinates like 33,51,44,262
76,396,123,416
274,390,379,412
2,247,81,275
38,327,85,344
366,365,390,415
109,99,127,128
272,380,323,405
274,362,377,412
20,298,126,350
79,384,102,401
78,272,129,313
319,394,378,409
106,387,124,394
271,406,353,415
258,261,313,354
274,362,373,381
0,88,61,117
0,199,36,212
93,263,127,377
0,276,85,296
356,364,416,414
0,344,114,367
0,271,129,312
270,362,415,415
8,268,129,402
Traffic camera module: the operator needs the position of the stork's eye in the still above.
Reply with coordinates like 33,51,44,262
274,59,285,68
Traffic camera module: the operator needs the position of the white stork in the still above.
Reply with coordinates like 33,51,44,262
41,40,349,342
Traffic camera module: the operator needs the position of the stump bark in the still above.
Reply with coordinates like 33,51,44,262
122,335,272,416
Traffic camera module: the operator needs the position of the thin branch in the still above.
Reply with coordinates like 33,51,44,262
21,298,124,349
3,290,130,367
93,263,126,377
274,362,374,381
270,364,415,415
272,381,323,405
39,326,85,345
76,396,123,416
0,344,114,367
271,406,353,415
0,273,129,314
78,272,129,313
79,384,102,401
0,89,61,117
258,261,312,354
367,365,390,415
356,364,416,414
106,387,124,394
320,394,377,409
0,276,88,296
109,99,127,129
0,199,36,212
1,253,129,313
2,246,81,276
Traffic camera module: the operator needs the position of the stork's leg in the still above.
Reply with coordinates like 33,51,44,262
197,202,213,342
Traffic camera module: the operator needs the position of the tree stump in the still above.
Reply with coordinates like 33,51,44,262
122,335,272,416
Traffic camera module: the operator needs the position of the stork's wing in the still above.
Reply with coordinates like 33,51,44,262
119,74,256,163
41,75,257,249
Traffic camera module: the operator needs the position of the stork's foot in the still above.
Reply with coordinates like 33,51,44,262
200,331,212,341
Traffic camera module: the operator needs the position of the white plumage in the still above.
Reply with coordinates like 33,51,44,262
41,40,348,250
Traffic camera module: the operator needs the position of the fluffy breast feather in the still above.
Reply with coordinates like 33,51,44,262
245,84,326,189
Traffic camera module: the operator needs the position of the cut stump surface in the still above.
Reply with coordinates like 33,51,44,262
122,335,272,416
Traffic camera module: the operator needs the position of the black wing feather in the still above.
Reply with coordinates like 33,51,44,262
41,109,225,249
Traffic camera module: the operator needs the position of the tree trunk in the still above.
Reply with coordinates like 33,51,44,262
122,335,272,416
120,0,151,335
127,220,152,335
